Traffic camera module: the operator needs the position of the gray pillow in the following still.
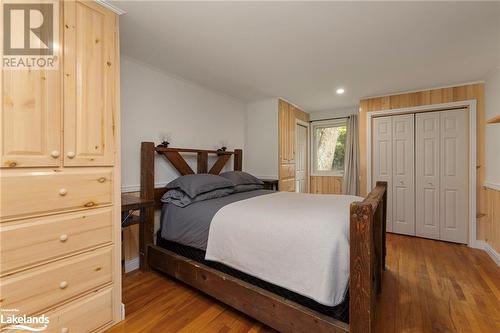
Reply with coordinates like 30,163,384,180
166,174,234,198
219,171,264,186
161,187,234,207
233,184,265,193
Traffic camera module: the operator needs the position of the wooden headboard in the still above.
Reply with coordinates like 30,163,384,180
140,142,243,206
138,141,242,269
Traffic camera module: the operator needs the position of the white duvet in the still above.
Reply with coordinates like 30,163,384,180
205,191,364,306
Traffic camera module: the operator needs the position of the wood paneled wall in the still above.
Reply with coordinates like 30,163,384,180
359,83,487,240
484,187,500,252
310,176,343,194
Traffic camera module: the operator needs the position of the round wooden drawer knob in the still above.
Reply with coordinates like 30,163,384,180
67,151,76,159
59,234,68,242
59,281,68,289
59,188,68,196
51,150,60,158
61,328,69,333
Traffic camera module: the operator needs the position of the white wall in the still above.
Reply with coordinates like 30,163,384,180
309,106,358,121
121,56,246,192
244,98,279,178
485,67,500,188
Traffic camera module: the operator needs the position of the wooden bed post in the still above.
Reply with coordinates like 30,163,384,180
234,149,242,171
349,181,387,333
140,142,155,271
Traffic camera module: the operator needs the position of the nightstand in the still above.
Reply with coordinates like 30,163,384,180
121,194,155,227
260,179,279,191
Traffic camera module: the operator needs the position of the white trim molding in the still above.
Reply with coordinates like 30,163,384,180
124,257,140,273
310,118,348,177
366,100,477,248
121,303,126,321
122,181,169,193
475,241,500,266
484,181,500,192
95,0,127,15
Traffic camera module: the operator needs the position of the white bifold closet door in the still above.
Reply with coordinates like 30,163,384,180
440,109,468,243
373,114,415,236
392,114,415,235
415,109,468,243
372,117,393,232
416,112,440,239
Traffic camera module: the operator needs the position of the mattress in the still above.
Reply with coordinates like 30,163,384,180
157,237,349,323
159,189,350,323
160,189,273,250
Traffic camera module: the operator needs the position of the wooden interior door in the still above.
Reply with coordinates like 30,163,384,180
63,0,116,166
392,114,415,236
416,112,440,240
439,108,468,244
295,124,307,193
372,116,393,232
1,63,61,168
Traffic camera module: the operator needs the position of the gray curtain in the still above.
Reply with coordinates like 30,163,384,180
342,114,359,195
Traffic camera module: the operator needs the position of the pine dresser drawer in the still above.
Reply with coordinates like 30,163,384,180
0,247,113,316
44,287,113,333
0,168,113,221
0,208,113,275
1,288,113,333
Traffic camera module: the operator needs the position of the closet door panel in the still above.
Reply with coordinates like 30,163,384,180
392,114,415,235
440,109,468,243
416,112,440,239
63,0,116,166
372,117,393,232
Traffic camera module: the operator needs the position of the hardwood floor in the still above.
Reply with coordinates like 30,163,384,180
106,234,500,333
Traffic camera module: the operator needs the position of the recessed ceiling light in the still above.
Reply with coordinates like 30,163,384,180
336,88,345,95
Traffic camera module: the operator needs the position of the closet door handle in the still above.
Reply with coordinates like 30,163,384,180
59,281,68,289
67,151,76,159
59,234,68,242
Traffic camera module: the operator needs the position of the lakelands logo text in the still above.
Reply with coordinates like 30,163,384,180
0,309,49,331
2,0,59,70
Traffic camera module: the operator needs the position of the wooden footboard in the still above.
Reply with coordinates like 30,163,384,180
349,181,387,333
139,141,387,333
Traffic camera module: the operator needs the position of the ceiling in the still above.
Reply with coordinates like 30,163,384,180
114,1,500,112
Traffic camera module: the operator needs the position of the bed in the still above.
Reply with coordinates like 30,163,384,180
139,142,387,333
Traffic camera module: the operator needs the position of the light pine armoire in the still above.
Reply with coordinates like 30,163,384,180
278,99,309,192
0,1,122,332
372,108,469,244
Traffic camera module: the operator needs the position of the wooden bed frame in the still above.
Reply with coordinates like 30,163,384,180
139,142,387,333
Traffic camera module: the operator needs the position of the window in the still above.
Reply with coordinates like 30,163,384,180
311,120,347,176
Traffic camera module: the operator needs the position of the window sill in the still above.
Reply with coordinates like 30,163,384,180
311,173,344,177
